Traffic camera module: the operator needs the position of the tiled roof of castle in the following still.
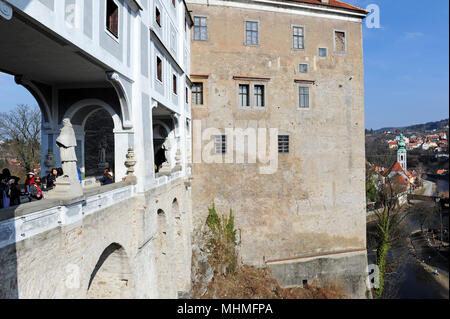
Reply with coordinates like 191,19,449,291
288,0,368,13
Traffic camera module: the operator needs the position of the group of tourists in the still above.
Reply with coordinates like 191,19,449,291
0,167,64,209
1,166,115,209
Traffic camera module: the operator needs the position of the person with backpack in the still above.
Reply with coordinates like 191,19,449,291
46,168,58,190
25,172,37,202
1,169,21,207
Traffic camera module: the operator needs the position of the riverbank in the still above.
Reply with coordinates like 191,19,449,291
407,230,449,297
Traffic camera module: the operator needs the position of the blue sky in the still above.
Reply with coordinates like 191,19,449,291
0,0,448,130
348,0,449,129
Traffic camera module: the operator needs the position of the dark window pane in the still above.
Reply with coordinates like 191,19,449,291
106,0,119,38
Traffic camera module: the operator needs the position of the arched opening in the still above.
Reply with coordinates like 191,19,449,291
84,109,115,176
87,243,134,299
172,198,187,293
153,123,170,172
0,72,44,209
64,99,123,181
155,209,171,297
152,103,179,175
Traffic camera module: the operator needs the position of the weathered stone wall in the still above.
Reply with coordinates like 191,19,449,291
0,180,192,299
188,1,367,292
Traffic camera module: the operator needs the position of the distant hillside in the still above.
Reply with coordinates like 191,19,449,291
372,119,449,134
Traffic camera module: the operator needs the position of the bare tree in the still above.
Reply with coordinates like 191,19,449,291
0,104,41,172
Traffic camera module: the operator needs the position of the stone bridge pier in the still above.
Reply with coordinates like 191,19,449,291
0,178,192,299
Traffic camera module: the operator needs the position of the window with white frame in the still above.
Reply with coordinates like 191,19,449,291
106,0,119,38
193,16,207,41
318,47,327,57
278,135,290,154
299,86,309,108
173,74,177,94
245,21,258,45
293,26,304,49
254,85,265,107
238,84,250,107
155,6,161,27
299,63,308,73
156,56,162,82
214,135,227,154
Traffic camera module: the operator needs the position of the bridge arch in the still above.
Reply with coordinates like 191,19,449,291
172,198,186,293
155,208,172,297
63,99,122,131
14,75,52,126
87,243,134,299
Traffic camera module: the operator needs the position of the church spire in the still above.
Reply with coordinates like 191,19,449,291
397,133,407,172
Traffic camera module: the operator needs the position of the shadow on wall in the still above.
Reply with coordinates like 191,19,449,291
87,243,134,299
0,235,18,298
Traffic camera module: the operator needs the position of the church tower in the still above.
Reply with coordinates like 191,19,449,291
397,133,407,172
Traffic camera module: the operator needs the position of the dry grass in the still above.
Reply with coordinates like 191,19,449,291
191,264,348,299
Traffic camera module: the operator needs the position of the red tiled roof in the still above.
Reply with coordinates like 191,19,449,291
394,174,410,185
288,0,368,14
390,161,404,172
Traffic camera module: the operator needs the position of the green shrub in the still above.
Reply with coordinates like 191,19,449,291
205,203,240,275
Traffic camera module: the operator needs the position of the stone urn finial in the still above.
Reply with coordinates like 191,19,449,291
125,147,136,176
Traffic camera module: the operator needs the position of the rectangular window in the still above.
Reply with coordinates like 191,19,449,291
156,57,162,82
299,63,308,73
238,84,249,107
173,74,177,94
278,135,290,154
293,26,304,49
155,6,161,27
319,47,327,57
194,16,207,41
334,31,346,53
299,87,309,108
185,87,189,104
254,85,265,107
106,0,119,38
246,21,258,45
192,82,203,105
214,135,227,154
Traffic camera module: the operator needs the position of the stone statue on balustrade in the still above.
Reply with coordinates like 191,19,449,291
47,118,83,199
158,137,173,175
97,135,109,169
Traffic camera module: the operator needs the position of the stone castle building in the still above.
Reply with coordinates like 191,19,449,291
186,0,369,297
0,0,369,298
